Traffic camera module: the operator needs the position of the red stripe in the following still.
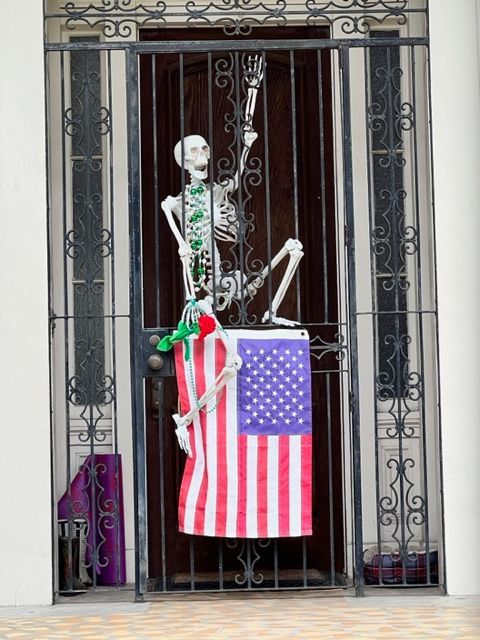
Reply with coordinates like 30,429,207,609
237,434,248,537
256,435,268,538
215,338,227,537
301,435,313,535
192,339,208,535
278,435,290,537
175,343,194,532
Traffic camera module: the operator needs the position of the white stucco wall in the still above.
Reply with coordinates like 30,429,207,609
429,0,480,595
0,4,52,605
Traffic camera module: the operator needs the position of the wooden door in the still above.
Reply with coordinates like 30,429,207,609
139,27,344,590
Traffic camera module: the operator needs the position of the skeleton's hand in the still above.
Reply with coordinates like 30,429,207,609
244,130,258,148
245,54,264,89
173,414,192,457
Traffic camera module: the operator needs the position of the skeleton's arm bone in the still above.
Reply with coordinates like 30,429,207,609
161,197,196,300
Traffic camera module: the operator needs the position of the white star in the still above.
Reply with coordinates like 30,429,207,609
273,349,278,355
299,418,304,424
246,391,252,397
292,370,298,376
285,404,291,411
298,349,304,355
279,411,285,418
253,355,258,361
259,377,265,383
246,418,252,424
279,397,285,404
292,356,297,362
298,404,304,411
259,348,265,355
266,383,271,390
259,404,265,411
292,411,297,417
285,390,291,397
285,417,291,425
265,370,272,376
259,362,265,369
253,383,258,390
266,411,271,417
252,369,258,376
279,383,285,390
272,418,277,424
279,370,285,376
272,390,278,397
246,349,252,355
292,383,298,389
259,390,265,397
272,363,278,369
265,398,271,404
299,390,304,396
298,376,304,383
272,376,278,383
253,411,258,417
285,349,290,355
279,355,285,362
285,362,291,369
266,355,272,362
253,397,259,404
246,376,252,383
246,404,252,411
285,376,291,383
259,418,264,424
292,397,297,403
298,363,304,369
246,362,252,369
271,404,277,411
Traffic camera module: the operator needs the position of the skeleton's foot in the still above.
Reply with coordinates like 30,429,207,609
262,312,300,327
173,414,192,457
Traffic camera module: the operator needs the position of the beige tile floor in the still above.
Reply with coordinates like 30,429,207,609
0,594,479,639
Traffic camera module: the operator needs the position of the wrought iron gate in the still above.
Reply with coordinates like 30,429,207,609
45,1,443,600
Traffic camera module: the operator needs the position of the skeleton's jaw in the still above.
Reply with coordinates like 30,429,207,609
189,166,208,182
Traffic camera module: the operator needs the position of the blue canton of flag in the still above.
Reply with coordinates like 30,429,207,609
237,338,312,436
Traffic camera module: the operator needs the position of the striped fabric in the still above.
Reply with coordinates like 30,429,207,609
174,328,313,538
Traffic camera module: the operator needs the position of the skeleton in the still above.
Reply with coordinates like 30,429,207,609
162,56,304,456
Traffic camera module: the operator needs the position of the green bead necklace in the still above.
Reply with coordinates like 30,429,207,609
186,181,210,292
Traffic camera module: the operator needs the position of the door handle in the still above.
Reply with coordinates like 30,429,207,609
147,353,164,371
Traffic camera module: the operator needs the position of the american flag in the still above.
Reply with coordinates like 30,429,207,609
174,328,312,538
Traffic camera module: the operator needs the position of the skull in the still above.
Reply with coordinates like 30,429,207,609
174,135,210,181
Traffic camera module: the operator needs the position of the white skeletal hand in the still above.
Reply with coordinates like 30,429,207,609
245,54,264,89
173,415,192,457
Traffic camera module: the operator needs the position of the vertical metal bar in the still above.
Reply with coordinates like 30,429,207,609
158,379,167,591
179,54,186,237
107,48,121,587
207,52,217,315
363,43,384,586
289,50,301,323
126,48,147,600
60,49,74,593
326,373,336,584
317,50,329,324
261,51,273,321
218,539,224,590
410,44,431,582
273,539,278,588
234,51,246,322
340,47,364,596
302,537,307,587
152,54,161,325
189,538,196,591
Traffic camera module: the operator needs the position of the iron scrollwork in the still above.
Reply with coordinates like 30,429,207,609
46,1,427,38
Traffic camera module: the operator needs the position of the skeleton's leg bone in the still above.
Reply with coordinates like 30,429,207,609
263,239,303,324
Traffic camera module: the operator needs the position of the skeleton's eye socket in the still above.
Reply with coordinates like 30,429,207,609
201,145,209,152
189,146,199,154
